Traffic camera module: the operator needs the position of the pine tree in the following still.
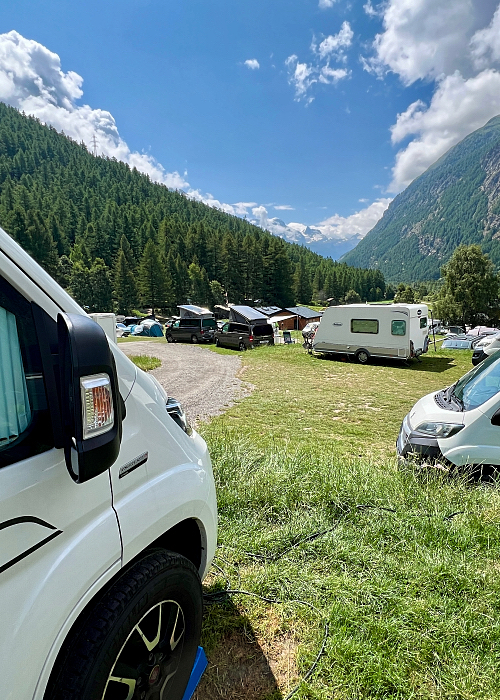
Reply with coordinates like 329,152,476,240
138,240,171,315
293,259,312,304
113,249,138,314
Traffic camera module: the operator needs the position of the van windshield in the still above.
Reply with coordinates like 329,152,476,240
453,349,500,410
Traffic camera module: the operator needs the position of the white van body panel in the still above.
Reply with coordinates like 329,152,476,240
313,303,429,360
0,229,217,699
404,386,500,467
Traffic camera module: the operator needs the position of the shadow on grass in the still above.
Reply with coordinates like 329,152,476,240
315,352,457,373
194,591,283,700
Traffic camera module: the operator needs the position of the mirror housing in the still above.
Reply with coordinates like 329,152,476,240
58,313,122,482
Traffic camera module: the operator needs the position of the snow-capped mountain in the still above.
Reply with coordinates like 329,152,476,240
248,216,365,260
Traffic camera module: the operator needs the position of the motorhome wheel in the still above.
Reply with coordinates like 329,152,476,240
191,335,198,343
355,349,370,364
166,333,174,343
46,550,203,700
238,342,246,352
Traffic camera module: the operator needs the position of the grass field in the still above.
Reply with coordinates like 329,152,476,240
127,354,161,371
193,345,500,700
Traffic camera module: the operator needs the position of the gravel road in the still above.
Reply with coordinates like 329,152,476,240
120,341,253,427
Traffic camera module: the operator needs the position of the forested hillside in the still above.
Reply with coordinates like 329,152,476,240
0,103,385,312
343,116,500,283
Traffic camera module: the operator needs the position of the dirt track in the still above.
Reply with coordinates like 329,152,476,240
120,340,252,427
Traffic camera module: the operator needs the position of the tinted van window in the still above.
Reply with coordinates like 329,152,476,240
202,319,217,328
180,319,200,328
253,324,273,336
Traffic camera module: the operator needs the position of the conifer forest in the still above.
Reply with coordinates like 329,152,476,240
0,103,386,314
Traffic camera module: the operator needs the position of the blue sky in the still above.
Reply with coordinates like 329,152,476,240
1,0,500,251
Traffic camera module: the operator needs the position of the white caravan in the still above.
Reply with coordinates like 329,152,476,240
312,303,429,363
397,349,500,475
0,227,217,700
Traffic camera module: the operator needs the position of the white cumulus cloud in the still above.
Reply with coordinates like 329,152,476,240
315,22,353,60
286,22,352,101
364,0,478,85
470,4,500,69
319,0,336,8
315,198,392,240
390,69,500,190
244,59,260,70
0,30,188,189
361,1,500,192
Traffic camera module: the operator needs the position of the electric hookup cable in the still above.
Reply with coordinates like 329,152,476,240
202,505,467,697
204,582,329,700
202,521,344,699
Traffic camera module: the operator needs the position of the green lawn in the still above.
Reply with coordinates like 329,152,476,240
195,346,500,700
127,354,161,371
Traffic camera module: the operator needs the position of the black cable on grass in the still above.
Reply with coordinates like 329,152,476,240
443,510,465,520
240,524,341,562
203,506,466,696
356,503,397,513
204,587,329,700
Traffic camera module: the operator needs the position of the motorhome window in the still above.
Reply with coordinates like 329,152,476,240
180,319,199,327
351,319,379,334
391,320,406,336
0,278,54,468
222,323,229,332
202,319,216,328
253,325,273,336
420,317,427,328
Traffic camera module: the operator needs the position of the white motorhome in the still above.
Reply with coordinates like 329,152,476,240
397,349,500,476
0,227,217,700
312,303,429,363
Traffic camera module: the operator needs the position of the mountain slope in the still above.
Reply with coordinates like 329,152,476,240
342,116,500,281
0,102,385,309
251,217,363,259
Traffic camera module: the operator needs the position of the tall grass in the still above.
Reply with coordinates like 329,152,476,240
197,347,500,699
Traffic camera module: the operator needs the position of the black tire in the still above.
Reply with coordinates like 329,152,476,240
215,338,220,347
46,550,202,700
166,333,174,343
238,342,246,352
191,335,198,344
355,349,370,364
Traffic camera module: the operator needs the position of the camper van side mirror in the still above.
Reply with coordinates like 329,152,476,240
491,408,500,426
57,313,122,483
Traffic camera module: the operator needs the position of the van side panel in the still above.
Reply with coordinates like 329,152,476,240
0,451,121,700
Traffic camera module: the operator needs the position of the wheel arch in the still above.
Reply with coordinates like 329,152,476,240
39,517,205,700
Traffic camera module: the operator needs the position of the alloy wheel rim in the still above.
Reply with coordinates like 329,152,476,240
101,599,186,700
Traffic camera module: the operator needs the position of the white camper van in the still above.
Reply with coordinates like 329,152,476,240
0,227,217,700
397,349,500,473
312,304,429,363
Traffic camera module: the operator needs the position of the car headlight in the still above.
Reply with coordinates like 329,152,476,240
415,422,464,438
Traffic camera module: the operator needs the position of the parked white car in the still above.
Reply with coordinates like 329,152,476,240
472,331,500,365
0,226,217,700
397,349,500,472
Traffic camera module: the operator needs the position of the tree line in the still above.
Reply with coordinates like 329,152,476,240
0,103,387,314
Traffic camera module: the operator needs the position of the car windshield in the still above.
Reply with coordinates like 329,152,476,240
442,339,471,348
453,349,500,410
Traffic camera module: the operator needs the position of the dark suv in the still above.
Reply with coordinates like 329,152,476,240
215,322,274,351
166,317,217,343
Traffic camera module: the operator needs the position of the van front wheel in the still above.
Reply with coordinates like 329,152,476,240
46,551,203,700
355,349,370,364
